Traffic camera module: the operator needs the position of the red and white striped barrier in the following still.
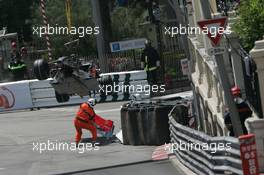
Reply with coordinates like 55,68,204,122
152,144,173,161
40,0,52,60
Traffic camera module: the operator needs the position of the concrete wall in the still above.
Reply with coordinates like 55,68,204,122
188,0,234,136
184,0,264,171
188,0,264,170
188,3,253,137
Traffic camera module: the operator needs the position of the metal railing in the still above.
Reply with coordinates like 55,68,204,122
80,50,190,88
169,106,243,175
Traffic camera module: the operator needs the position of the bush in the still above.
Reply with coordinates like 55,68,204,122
234,0,264,51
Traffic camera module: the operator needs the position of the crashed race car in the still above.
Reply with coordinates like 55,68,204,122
33,55,101,103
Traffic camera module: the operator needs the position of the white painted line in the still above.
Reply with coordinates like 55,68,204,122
116,130,123,143
45,107,120,114
95,108,120,113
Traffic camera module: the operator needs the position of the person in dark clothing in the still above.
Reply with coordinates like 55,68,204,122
8,51,28,81
8,59,27,80
224,86,252,136
141,40,160,85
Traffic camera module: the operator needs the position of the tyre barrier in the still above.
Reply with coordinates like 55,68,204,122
169,105,243,175
121,102,174,145
169,104,189,126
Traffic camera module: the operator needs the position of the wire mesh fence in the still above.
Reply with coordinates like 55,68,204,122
24,46,190,90
4,35,190,91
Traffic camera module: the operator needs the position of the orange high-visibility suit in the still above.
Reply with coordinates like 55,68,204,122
74,102,114,144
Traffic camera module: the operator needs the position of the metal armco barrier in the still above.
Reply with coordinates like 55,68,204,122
121,102,174,145
100,70,147,82
29,80,150,108
0,70,150,112
169,105,243,175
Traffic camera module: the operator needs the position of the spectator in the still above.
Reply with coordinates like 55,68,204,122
224,86,252,136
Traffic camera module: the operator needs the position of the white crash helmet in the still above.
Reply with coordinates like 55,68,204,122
87,98,96,107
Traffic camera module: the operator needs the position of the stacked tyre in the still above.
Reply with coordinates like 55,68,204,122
121,102,174,146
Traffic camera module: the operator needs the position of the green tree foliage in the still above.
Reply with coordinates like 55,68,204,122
111,4,146,40
234,0,264,51
31,0,147,57
0,0,148,57
31,0,97,57
0,0,33,41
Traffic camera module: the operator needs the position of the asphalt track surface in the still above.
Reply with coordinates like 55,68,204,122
0,102,184,175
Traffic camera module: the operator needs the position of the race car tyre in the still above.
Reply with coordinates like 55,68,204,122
55,91,70,103
33,59,49,80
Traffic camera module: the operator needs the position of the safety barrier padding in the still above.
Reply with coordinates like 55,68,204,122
0,70,150,111
29,70,150,108
121,102,174,145
100,70,147,82
0,80,33,112
169,105,243,175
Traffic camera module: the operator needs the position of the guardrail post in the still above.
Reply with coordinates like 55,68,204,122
227,33,246,97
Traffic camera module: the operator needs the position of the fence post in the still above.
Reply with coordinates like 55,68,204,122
227,33,246,97
250,36,264,115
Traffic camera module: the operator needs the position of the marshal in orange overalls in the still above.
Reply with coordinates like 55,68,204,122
74,102,114,144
